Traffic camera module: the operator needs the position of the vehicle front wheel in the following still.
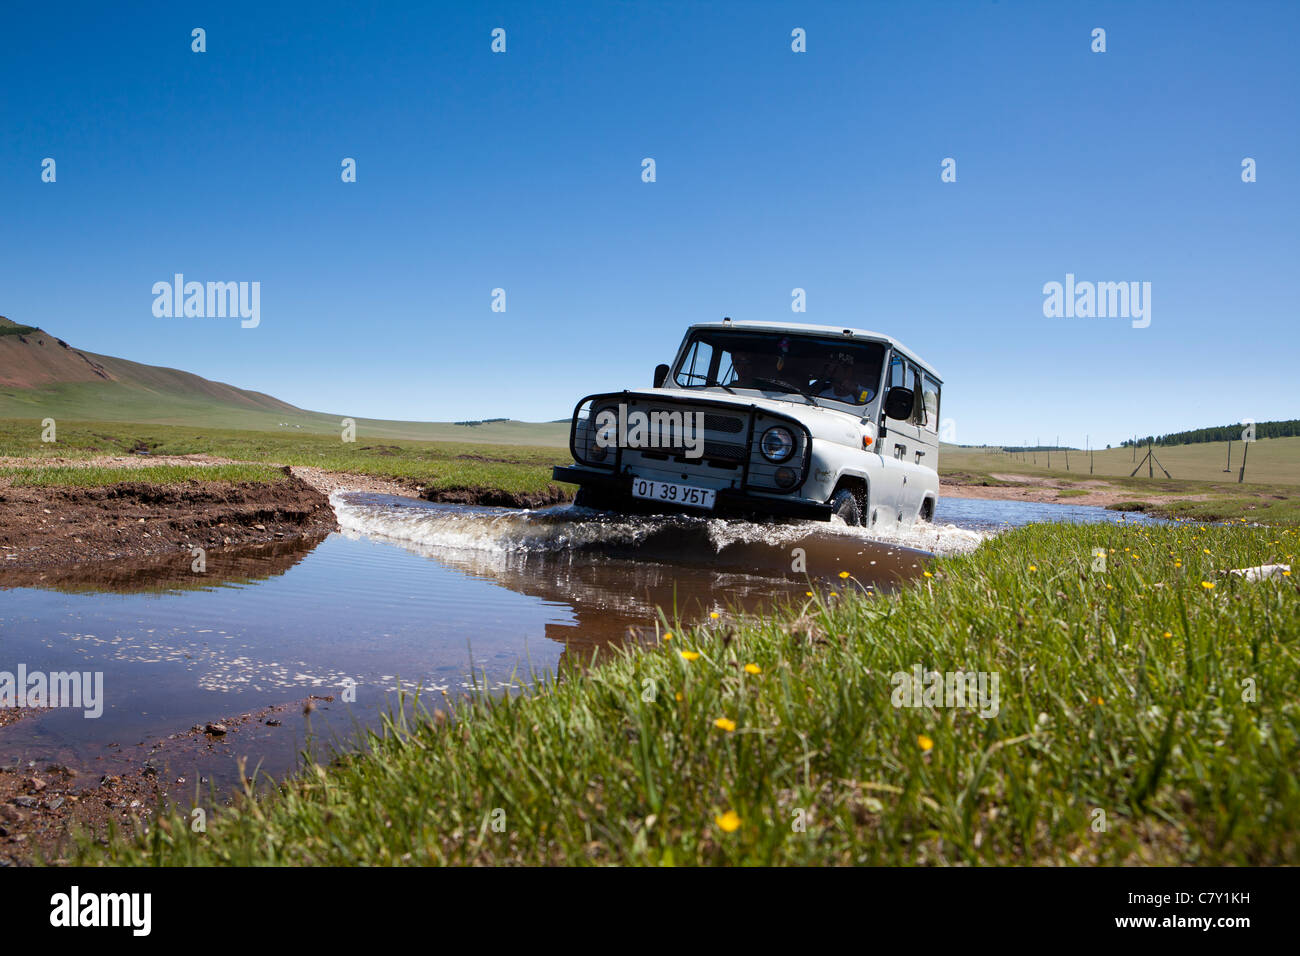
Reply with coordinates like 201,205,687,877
829,488,862,526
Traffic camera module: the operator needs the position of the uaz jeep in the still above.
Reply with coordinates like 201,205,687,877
552,319,942,526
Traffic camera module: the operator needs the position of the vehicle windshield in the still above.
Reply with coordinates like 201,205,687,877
672,330,886,408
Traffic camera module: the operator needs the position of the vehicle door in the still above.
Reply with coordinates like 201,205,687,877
879,353,930,521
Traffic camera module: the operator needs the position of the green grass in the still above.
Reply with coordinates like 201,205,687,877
0,383,570,445
72,521,1300,866
0,419,573,497
0,464,286,488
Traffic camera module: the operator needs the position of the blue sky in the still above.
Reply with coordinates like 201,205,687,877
2,0,1296,446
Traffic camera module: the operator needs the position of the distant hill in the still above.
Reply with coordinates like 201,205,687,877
0,316,568,446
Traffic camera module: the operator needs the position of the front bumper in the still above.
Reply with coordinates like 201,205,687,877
553,466,834,521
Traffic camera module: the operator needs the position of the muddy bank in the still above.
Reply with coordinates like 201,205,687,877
940,472,1195,510
0,473,336,572
419,485,571,508
289,465,572,509
0,697,330,866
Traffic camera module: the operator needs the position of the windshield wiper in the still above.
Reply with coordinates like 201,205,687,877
750,377,819,407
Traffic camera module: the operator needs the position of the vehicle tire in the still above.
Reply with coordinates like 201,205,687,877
829,488,862,526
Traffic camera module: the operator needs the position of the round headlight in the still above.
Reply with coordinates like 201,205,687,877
760,427,795,462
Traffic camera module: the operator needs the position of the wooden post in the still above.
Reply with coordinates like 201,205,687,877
1148,439,1154,479
1224,440,1232,472
1239,442,1249,483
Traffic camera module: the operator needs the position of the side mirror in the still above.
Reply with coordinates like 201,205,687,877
653,363,670,388
884,386,914,421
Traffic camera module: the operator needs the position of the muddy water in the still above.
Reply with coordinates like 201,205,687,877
0,493,1149,790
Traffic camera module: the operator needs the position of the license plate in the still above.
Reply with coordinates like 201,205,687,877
630,478,716,510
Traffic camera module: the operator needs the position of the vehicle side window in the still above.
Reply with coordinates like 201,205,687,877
922,373,941,432
675,339,716,388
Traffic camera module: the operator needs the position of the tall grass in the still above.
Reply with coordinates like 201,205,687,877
72,521,1299,866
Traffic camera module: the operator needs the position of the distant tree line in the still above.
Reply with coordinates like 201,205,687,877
1120,419,1300,447
454,418,510,427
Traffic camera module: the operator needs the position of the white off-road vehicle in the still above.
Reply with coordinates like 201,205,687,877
553,319,942,526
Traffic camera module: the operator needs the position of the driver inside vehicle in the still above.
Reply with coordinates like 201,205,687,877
814,354,876,404
727,351,779,389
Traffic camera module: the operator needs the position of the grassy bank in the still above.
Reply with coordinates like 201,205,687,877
0,419,571,498
73,521,1298,866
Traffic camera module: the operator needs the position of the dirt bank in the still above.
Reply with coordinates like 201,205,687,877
940,472,1194,510
0,472,336,572
289,465,571,508
0,697,331,866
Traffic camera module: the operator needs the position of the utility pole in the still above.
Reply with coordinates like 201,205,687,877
1130,438,1172,480
1064,435,1069,471
1087,434,1093,475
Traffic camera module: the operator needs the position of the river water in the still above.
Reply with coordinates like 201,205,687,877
0,493,1160,788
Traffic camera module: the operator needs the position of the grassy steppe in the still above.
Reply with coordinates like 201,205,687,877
944,438,1300,524
944,437,1300,486
0,419,571,497
0,382,569,445
75,521,1299,866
